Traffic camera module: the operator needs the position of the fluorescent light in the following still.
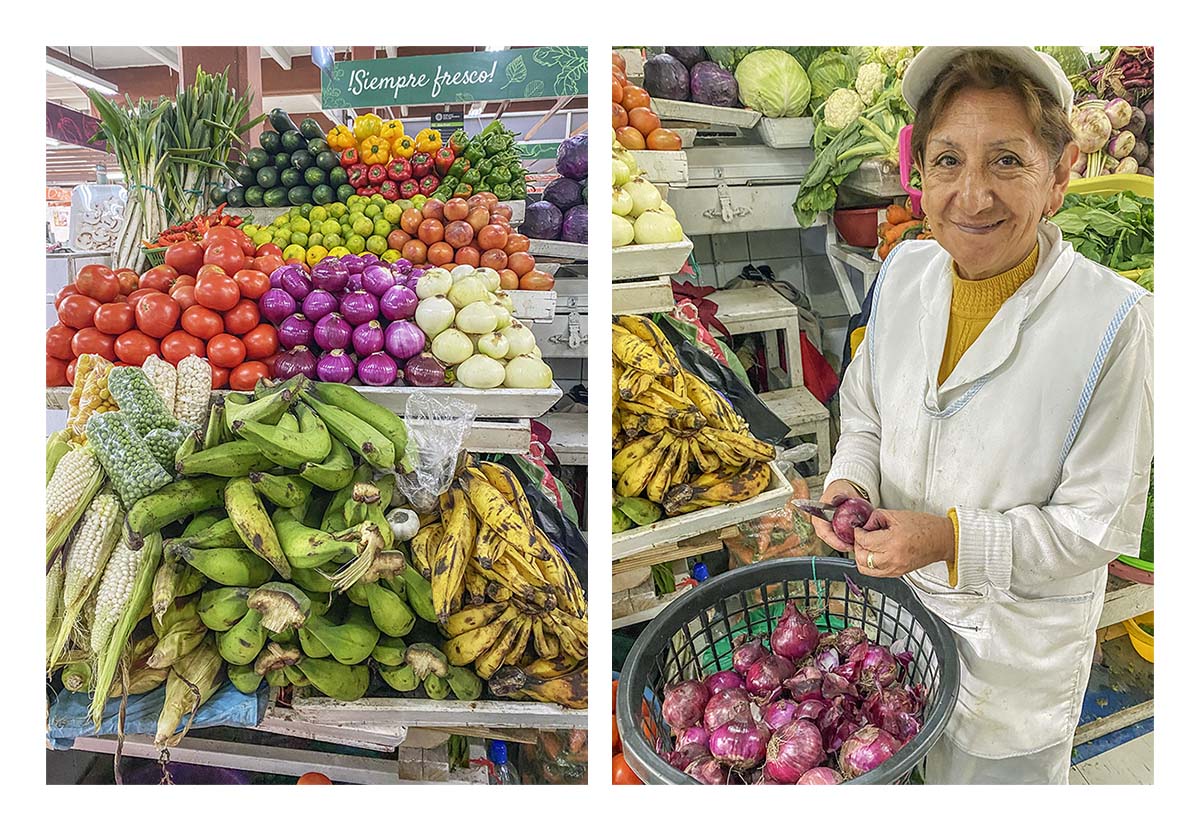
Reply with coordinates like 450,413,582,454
485,45,505,53
46,55,118,95
468,102,485,116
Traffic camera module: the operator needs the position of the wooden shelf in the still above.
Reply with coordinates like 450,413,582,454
537,412,587,466
710,286,805,389
612,275,674,316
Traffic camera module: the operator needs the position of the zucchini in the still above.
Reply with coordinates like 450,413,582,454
299,118,324,140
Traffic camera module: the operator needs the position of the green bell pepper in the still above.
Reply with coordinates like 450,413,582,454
477,158,494,177
446,157,470,180
462,168,482,187
432,186,453,203
488,166,512,185
453,182,474,198
442,175,460,191
463,142,485,166
485,134,512,155
493,182,513,201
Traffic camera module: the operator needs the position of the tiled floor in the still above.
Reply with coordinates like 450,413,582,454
1070,732,1153,784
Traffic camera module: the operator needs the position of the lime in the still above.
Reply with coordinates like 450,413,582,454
241,223,258,236
309,205,329,223
323,233,344,249
328,202,347,218
383,203,402,225
308,233,324,248
321,219,341,236
346,195,363,209
381,248,402,264
345,234,366,254
371,193,388,206
289,217,311,234
290,232,309,247
352,217,374,237
273,233,292,249
288,206,303,218
283,243,306,261
396,199,414,213
373,218,392,238
306,245,329,267
328,246,351,259
253,230,273,247
411,194,427,210
348,210,366,226
364,204,382,219
273,215,290,228
366,234,388,255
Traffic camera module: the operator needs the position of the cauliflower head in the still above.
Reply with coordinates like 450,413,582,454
877,46,915,68
855,62,887,106
823,88,865,131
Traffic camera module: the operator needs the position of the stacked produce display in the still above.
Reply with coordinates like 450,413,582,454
524,136,588,242
611,315,776,530
612,53,683,151
1062,46,1152,179
46,365,588,750
644,47,817,119
611,138,685,248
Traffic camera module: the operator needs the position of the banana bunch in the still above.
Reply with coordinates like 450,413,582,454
612,315,776,516
441,598,588,687
487,656,588,710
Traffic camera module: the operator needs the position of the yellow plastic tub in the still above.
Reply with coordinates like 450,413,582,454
1065,173,1154,282
1122,612,1154,663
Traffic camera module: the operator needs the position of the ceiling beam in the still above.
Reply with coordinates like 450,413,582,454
522,97,570,141
264,47,292,70
138,47,179,72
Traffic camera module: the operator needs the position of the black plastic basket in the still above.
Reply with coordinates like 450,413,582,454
616,557,960,784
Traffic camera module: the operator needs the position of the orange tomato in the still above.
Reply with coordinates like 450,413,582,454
401,239,427,264
519,270,555,291
93,302,134,335
46,324,76,361
480,249,508,272
498,269,519,290
613,76,624,103
296,772,333,785
400,208,423,235
613,103,629,131
47,356,69,387
421,199,446,222
621,85,651,111
444,198,470,222
628,107,661,136
612,754,643,785
71,327,116,361
134,293,181,338
426,242,455,266
58,294,101,330
160,331,205,365
230,361,270,391
182,306,224,340
206,333,246,369
139,264,179,293
616,127,647,150
612,51,627,72
466,207,491,233
417,218,444,246
504,234,531,255
506,251,536,277
75,264,120,302
194,271,241,312
241,323,279,360
454,245,481,267
613,66,628,87
233,269,270,300
443,220,475,249
492,204,514,222
646,128,683,151
113,330,160,366
477,224,508,251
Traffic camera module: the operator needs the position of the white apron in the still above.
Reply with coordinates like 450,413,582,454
826,222,1153,769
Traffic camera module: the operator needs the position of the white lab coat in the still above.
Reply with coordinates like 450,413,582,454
826,221,1153,779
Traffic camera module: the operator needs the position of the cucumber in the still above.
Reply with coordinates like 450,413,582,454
280,130,304,153
256,166,279,189
299,118,324,140
290,150,315,172
226,186,247,208
303,167,327,188
245,186,265,207
268,108,299,135
259,131,282,154
306,138,330,157
231,164,256,187
264,187,289,208
288,186,313,206
279,168,302,189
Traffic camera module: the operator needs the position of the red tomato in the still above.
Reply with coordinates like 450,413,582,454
46,324,77,360
507,251,536,277
426,242,455,267
241,323,279,360
93,302,135,335
55,284,78,309
417,218,444,246
454,245,481,267
47,356,69,387
181,306,224,340
296,772,333,785
519,270,555,291
233,269,270,300
114,268,140,295
170,283,197,311
164,241,205,275
139,264,179,293
172,274,197,289
261,351,280,375
207,333,246,368
113,331,159,365
504,233,531,255
66,358,77,385
613,715,621,753
253,254,285,275
201,225,244,249
480,249,508,272
125,288,161,307
230,361,270,391
194,271,241,312
161,331,205,365
210,364,230,389
612,754,643,785
58,295,101,329
71,327,116,361
134,293,181,338
196,263,228,281
256,243,283,258
477,224,508,251
223,299,260,335
203,240,248,275
238,232,256,256
75,264,120,302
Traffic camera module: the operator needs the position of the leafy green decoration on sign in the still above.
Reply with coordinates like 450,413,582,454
553,56,587,96
501,56,527,90
533,47,584,68
524,80,545,98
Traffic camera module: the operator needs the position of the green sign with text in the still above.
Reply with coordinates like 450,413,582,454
321,48,586,108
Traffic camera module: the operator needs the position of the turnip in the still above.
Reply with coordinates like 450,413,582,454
1126,107,1147,138
1115,157,1139,175
1071,107,1112,155
1130,139,1150,166
1107,130,1135,160
1104,97,1133,130
831,497,874,545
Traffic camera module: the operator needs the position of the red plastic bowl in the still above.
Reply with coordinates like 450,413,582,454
834,207,886,248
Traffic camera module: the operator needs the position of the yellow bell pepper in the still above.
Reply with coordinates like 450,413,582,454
379,119,405,143
326,125,356,152
352,113,383,141
359,136,390,165
391,135,416,159
415,128,443,154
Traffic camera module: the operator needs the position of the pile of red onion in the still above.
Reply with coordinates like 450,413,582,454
264,254,437,387
655,602,924,784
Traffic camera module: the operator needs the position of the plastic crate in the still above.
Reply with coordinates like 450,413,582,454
142,246,167,267
616,557,960,784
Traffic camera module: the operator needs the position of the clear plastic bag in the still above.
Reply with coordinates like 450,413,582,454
393,392,476,513
69,184,126,253
727,460,819,569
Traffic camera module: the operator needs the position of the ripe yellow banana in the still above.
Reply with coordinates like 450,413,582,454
616,434,673,497
475,615,531,679
705,428,776,462
431,486,474,622
444,606,519,665
408,522,441,580
476,462,538,542
664,462,773,515
613,325,674,378
618,366,655,402
459,471,537,553
645,442,681,505
442,602,508,638
616,315,683,370
612,433,662,478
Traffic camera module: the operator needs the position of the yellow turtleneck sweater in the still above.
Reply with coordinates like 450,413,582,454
942,244,1039,586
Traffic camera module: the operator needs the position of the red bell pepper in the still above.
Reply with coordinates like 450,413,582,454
339,147,360,168
386,158,412,182
418,174,440,197
411,152,434,179
398,179,420,200
367,164,388,186
347,163,369,188
379,179,400,201
356,186,380,197
433,147,456,177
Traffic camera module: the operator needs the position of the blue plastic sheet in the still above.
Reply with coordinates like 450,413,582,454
47,682,267,750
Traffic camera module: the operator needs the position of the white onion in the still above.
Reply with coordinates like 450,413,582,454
612,187,634,217
612,155,631,188
504,355,553,389
622,177,662,217
613,214,635,247
456,354,506,389
493,290,515,313
530,344,543,359
658,201,677,218
415,295,456,337
450,264,476,282
634,209,684,245
490,301,512,330
448,275,487,309
477,332,510,360
456,301,499,334
416,267,453,299
431,328,474,365
476,267,501,293
500,321,537,358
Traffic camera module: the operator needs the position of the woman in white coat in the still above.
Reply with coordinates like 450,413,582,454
810,47,1153,784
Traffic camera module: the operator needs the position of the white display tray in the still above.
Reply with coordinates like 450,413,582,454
630,150,688,186
611,238,693,281
755,117,815,149
290,689,587,731
650,98,762,129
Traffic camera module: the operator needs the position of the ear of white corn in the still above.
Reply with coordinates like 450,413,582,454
141,355,178,418
155,634,223,748
90,538,143,656
46,430,74,484
175,356,212,432
46,446,104,562
46,553,65,660
47,493,123,669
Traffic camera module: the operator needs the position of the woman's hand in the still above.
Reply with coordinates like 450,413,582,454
852,509,956,578
810,480,864,553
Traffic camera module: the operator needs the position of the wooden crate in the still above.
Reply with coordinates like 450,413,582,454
611,239,693,281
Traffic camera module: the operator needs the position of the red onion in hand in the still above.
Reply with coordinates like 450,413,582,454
745,654,794,697
770,602,820,661
839,725,901,778
832,497,874,545
704,687,753,732
763,718,824,783
731,639,767,675
797,767,844,785
709,721,770,770
703,670,743,696
662,680,709,730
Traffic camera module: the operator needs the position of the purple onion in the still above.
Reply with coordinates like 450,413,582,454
709,721,769,771
771,602,820,662
310,258,349,293
675,725,710,750
784,677,823,703
814,648,840,673
277,314,314,349
340,290,379,326
703,687,752,732
761,699,800,731
822,672,856,700
360,252,380,265
355,351,398,386
744,654,794,697
838,725,900,778
686,757,728,785
361,264,396,297
663,742,710,771
850,643,900,689
273,345,317,380
302,289,339,322
797,767,844,785
316,349,355,383
313,313,352,351
864,685,922,740
662,680,709,730
390,258,413,276
259,288,297,325
268,269,283,289
703,670,743,697
763,718,824,784
403,353,447,387
352,320,385,355
731,640,767,676
384,320,425,361
379,284,418,321
278,265,311,300
345,272,363,292
340,254,364,274
835,627,867,655
795,699,829,722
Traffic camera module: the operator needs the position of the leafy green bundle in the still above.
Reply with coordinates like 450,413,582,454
1051,191,1154,272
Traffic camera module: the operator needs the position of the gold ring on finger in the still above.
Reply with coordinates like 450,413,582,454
867,553,875,570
